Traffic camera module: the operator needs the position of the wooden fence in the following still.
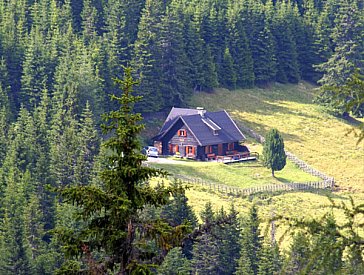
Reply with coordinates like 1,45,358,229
164,124,335,196
239,124,335,187
170,174,334,197
146,124,335,197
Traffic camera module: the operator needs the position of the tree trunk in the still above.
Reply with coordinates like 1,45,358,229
272,169,275,177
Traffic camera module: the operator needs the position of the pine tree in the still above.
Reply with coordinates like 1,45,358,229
0,107,8,165
157,247,191,275
132,0,165,112
227,12,254,88
216,204,241,275
282,231,311,274
316,0,364,116
161,180,198,228
191,232,220,274
317,0,363,87
0,168,31,274
55,67,189,274
257,241,281,275
247,2,277,85
220,47,237,89
269,1,300,83
158,2,191,108
74,101,99,186
20,26,49,111
201,45,219,91
307,214,344,274
183,15,206,92
236,204,262,275
81,0,98,44
49,102,79,187
0,85,9,164
262,128,286,177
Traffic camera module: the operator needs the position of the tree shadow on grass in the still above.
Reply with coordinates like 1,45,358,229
275,176,291,184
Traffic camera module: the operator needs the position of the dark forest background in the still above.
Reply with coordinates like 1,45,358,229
0,0,363,273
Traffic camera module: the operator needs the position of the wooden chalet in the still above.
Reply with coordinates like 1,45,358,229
153,107,250,160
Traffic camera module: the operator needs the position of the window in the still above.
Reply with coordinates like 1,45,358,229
186,146,195,155
228,143,234,150
205,145,212,154
178,129,187,137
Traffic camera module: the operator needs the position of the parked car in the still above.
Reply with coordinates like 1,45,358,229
142,146,159,157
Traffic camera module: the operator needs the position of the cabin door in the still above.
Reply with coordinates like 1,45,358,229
218,144,223,155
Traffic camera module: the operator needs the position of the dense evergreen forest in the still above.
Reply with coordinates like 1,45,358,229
0,0,363,273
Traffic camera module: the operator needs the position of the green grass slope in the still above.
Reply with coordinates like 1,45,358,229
151,152,320,189
190,82,364,193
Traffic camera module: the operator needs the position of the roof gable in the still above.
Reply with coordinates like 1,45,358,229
155,108,246,145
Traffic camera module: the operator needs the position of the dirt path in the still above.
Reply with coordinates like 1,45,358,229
146,157,184,164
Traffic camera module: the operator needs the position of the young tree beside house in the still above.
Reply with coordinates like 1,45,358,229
262,128,286,177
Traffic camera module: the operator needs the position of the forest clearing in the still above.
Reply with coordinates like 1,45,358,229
144,81,364,241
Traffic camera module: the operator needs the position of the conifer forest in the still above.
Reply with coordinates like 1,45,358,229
0,0,363,274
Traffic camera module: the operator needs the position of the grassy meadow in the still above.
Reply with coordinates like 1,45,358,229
191,82,364,192
150,154,320,188
148,82,364,239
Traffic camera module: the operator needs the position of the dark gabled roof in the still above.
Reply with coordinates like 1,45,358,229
155,108,246,146
160,107,200,133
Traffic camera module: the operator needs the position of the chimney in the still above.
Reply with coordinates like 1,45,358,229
196,107,206,117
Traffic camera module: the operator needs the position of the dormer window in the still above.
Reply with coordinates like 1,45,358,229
213,129,218,136
178,129,187,137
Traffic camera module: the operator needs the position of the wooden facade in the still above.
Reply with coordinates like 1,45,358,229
153,108,248,160
155,125,248,160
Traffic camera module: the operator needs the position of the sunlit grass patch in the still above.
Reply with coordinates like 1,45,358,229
190,82,364,191
150,153,320,189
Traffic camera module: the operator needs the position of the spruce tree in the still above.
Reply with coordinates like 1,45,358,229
74,101,99,186
0,168,31,274
248,2,277,85
262,128,286,177
227,14,254,88
282,231,311,274
183,15,206,92
132,0,165,112
191,232,220,275
316,0,364,116
215,204,241,275
158,3,191,108
270,1,300,83
55,67,189,274
236,205,262,275
157,247,191,275
220,47,237,90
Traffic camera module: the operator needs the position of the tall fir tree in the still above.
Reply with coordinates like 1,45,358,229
132,0,165,112
157,247,191,275
220,47,237,89
227,11,254,88
0,168,31,274
55,67,189,274
269,1,300,83
158,2,191,108
236,205,262,275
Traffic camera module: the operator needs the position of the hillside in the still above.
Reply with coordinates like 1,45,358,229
190,82,364,193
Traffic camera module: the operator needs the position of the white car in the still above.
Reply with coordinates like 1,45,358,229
143,146,159,158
